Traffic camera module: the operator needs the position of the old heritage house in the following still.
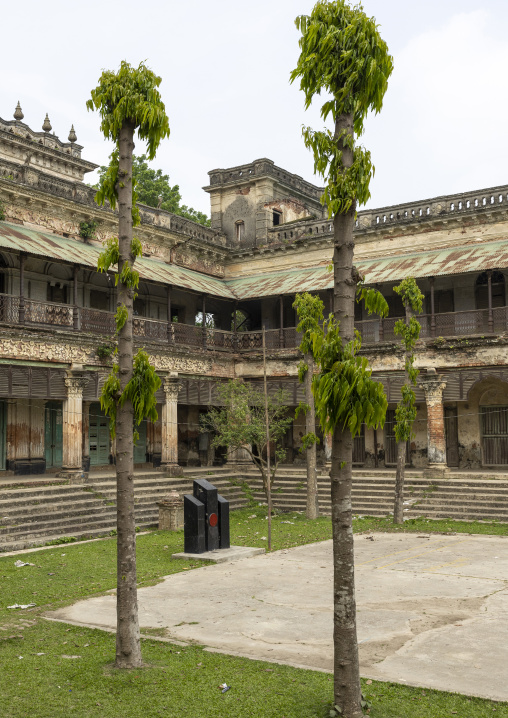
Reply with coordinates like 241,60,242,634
1,105,508,479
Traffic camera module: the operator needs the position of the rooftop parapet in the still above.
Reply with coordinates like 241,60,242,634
0,103,98,183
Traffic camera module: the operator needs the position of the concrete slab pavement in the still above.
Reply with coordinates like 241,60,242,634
48,532,508,701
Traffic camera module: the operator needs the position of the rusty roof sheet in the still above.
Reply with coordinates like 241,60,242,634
226,238,508,298
0,222,235,299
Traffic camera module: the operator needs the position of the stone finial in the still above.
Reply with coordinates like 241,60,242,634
68,125,77,143
14,101,24,121
42,113,52,132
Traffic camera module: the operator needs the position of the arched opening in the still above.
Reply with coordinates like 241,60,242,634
235,220,245,241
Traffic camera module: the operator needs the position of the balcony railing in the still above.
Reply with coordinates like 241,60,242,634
1,292,506,352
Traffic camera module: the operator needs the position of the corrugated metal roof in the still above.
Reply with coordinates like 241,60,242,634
1,221,507,301
226,239,508,298
0,222,235,299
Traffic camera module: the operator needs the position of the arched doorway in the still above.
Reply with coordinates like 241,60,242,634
469,377,508,467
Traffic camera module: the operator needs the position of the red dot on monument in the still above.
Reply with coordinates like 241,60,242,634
209,513,218,527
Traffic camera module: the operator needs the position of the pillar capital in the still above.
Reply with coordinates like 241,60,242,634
163,372,180,402
64,375,88,398
419,371,446,402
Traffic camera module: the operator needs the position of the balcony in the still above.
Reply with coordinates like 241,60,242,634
0,292,506,353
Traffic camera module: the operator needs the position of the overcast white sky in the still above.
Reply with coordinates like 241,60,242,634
2,0,508,216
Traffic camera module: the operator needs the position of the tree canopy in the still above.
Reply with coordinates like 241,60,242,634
95,154,210,227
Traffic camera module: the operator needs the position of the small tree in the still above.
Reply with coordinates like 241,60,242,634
393,277,423,524
291,3,393,715
201,380,293,499
293,292,324,519
87,61,170,669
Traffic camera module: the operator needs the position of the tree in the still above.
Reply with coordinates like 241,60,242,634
96,154,210,226
87,61,170,669
291,3,393,716
200,380,293,499
392,277,423,524
293,292,324,519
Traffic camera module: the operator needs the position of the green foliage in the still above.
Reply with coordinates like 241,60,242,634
200,380,293,495
295,401,311,419
393,278,424,443
78,219,98,240
291,1,393,216
95,148,141,226
86,61,170,160
293,292,324,355
115,304,128,333
96,343,115,360
95,154,211,226
301,432,320,451
394,276,424,314
356,284,389,317
97,236,120,273
310,316,387,436
100,350,160,438
0,200,5,221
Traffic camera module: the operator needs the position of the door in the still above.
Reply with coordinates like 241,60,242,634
384,409,410,465
444,406,459,467
89,402,110,466
353,424,365,464
134,420,147,464
45,401,63,468
481,406,508,466
0,400,6,470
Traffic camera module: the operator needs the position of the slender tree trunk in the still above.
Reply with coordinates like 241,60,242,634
393,305,412,525
115,121,142,669
305,352,319,519
393,440,406,524
331,112,363,718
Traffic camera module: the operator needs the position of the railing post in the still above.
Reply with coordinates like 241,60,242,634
279,295,284,348
202,294,207,349
379,317,384,342
233,300,238,351
430,277,436,338
487,270,494,332
167,285,173,343
73,264,80,330
18,253,25,324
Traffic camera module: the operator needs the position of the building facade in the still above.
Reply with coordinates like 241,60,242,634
1,105,508,477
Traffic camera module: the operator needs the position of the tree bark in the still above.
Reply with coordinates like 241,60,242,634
331,111,364,717
393,305,411,526
305,352,319,519
115,121,142,669
393,440,406,524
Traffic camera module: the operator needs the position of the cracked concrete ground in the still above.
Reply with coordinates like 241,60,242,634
48,532,508,701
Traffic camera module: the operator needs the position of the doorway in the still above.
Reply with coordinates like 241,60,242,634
45,401,63,469
134,420,147,464
444,406,459,466
481,406,508,466
89,402,110,467
384,409,410,465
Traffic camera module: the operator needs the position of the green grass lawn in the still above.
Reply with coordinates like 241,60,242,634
1,506,507,717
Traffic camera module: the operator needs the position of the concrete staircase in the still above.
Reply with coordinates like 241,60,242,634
0,468,249,553
1,465,507,552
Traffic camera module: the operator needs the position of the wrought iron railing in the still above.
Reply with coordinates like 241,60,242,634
1,293,506,351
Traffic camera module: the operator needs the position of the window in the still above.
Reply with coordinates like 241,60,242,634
476,271,505,309
272,210,282,226
235,220,245,241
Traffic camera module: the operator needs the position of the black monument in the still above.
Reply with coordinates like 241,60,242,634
183,479,230,554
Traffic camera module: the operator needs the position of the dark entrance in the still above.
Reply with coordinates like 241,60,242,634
89,402,110,467
444,406,459,467
353,424,365,464
45,401,63,468
384,409,410,465
481,406,508,466
134,420,147,464
0,400,6,470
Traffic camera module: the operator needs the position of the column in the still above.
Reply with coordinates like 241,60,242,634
160,372,182,476
420,369,448,477
82,400,90,472
58,374,88,483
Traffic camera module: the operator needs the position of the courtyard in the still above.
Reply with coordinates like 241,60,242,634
49,531,508,702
